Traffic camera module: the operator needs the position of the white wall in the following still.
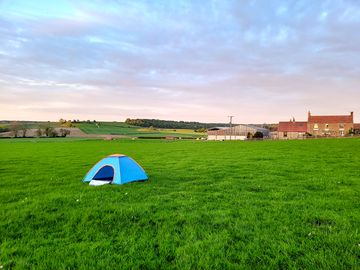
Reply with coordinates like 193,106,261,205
207,135,247,141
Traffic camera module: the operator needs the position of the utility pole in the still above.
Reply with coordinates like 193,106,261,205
228,116,234,141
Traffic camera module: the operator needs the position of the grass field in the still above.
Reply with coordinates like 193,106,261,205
75,122,204,138
0,138,359,269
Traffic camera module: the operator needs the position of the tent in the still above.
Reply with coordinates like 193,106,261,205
83,154,148,186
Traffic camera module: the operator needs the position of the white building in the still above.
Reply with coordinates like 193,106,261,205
207,125,270,141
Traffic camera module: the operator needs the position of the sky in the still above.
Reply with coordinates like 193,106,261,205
0,0,359,123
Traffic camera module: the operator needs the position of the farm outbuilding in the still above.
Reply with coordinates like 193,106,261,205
278,120,308,139
207,125,270,141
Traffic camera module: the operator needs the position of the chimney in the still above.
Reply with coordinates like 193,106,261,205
351,111,353,117
308,111,311,118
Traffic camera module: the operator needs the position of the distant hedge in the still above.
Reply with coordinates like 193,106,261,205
0,126,9,133
125,118,228,129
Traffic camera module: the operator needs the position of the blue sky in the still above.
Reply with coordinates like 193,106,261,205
1,0,359,123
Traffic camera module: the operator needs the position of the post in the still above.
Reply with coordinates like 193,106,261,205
228,116,234,141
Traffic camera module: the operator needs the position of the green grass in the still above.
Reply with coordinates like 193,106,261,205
75,122,204,137
0,138,359,269
75,122,138,135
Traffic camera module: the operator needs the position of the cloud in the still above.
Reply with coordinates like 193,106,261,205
0,0,359,122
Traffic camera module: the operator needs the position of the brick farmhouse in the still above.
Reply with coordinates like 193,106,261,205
278,111,355,139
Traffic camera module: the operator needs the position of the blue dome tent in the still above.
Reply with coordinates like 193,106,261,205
83,154,148,186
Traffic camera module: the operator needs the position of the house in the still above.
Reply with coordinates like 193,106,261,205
277,111,355,139
207,125,270,141
278,120,307,139
307,111,354,137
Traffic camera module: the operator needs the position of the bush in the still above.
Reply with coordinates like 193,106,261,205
253,131,264,139
195,128,207,133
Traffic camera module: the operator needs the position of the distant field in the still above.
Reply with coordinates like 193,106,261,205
0,121,205,138
0,138,359,269
0,121,59,129
75,122,204,137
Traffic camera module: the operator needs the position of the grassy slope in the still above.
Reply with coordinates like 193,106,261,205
75,122,204,137
0,139,359,269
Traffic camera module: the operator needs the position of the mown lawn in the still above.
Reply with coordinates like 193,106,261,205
0,138,359,269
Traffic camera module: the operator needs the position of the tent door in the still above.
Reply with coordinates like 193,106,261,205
92,165,114,181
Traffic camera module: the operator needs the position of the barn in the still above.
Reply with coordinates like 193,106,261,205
207,125,270,141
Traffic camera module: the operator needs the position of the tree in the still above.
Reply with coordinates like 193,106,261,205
253,131,264,139
44,126,54,137
50,129,58,137
10,122,21,138
36,128,42,137
59,118,66,125
21,127,28,138
59,119,73,127
59,129,70,137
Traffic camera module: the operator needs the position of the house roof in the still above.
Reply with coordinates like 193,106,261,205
308,114,353,124
278,121,308,132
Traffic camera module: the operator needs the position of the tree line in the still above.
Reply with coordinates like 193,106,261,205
1,121,71,138
125,118,229,130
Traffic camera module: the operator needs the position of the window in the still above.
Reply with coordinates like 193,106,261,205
325,124,329,129
339,123,344,129
284,131,287,137
314,123,318,130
